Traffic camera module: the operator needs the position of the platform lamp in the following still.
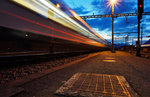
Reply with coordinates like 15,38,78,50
110,0,117,53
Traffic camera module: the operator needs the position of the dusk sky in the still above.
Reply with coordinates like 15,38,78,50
63,0,150,45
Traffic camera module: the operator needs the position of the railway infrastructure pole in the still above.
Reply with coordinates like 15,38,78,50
141,27,143,45
136,13,141,56
136,0,143,56
112,1,115,53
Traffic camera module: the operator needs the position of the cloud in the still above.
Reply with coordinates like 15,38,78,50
145,25,150,31
91,0,111,14
86,18,112,30
73,6,90,15
144,7,150,12
117,2,137,13
93,28,112,40
114,20,119,24
114,17,138,31
144,0,150,10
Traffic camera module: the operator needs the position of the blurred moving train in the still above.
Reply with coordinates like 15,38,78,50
0,0,109,57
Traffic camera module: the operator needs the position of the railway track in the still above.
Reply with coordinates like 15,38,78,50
0,52,89,84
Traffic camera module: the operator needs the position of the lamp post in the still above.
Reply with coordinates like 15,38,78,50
107,0,119,52
111,0,116,53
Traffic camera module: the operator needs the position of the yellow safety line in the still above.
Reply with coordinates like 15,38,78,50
119,77,131,97
116,76,131,97
103,74,106,93
108,75,116,96
95,74,98,92
96,91,120,95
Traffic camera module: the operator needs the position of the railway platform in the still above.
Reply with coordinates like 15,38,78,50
0,51,150,97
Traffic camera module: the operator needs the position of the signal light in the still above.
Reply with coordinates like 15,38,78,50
138,0,144,19
138,0,144,13
139,5,142,7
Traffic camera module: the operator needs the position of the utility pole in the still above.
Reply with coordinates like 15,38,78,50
141,27,143,45
136,13,141,56
112,2,115,53
111,0,116,53
136,0,143,56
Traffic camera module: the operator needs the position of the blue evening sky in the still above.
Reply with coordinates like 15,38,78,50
63,0,150,45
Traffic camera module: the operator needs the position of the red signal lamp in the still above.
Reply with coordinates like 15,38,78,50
138,0,144,13
139,5,142,7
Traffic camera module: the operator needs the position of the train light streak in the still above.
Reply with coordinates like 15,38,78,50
0,10,106,47
0,9,106,47
11,0,107,44
24,29,106,47
35,0,92,34
12,0,49,18
0,10,91,42
69,10,106,42
24,29,87,44
12,0,88,37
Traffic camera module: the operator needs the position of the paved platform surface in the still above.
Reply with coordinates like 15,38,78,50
55,73,139,97
12,51,150,97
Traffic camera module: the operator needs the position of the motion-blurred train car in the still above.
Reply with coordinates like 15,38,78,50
141,40,150,53
0,0,109,56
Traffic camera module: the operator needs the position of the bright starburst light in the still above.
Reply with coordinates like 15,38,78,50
106,0,121,7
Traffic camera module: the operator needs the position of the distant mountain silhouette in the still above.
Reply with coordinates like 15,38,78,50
144,39,150,44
